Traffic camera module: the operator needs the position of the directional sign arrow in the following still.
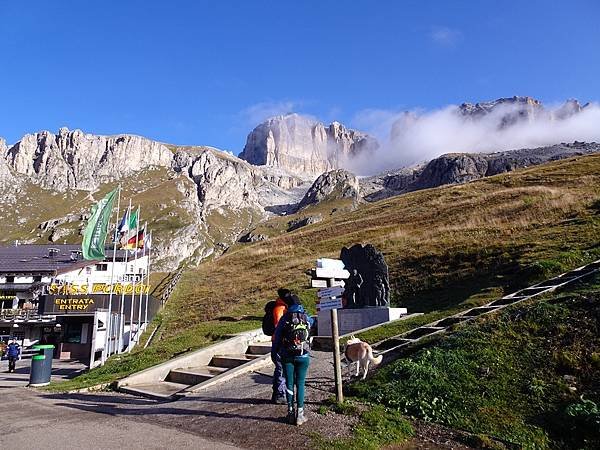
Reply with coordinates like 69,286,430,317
317,286,345,299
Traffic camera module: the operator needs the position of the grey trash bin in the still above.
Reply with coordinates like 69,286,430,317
29,354,51,386
32,344,54,375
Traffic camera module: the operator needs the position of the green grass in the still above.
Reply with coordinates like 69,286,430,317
313,404,414,450
53,154,600,391
349,278,600,449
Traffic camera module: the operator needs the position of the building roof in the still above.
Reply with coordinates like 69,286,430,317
0,244,144,275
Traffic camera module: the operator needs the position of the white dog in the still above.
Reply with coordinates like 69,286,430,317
343,336,383,380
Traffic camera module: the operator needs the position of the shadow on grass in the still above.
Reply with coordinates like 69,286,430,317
215,315,263,322
393,245,545,313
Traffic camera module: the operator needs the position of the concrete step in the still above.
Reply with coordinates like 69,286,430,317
246,343,272,355
404,326,444,340
462,306,500,317
435,317,469,327
167,366,228,385
119,381,188,400
373,338,411,351
210,354,258,369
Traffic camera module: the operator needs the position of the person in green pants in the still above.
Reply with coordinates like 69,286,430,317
271,294,314,425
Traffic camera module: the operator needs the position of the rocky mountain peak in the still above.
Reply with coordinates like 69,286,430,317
239,114,378,176
459,96,542,115
458,96,544,127
4,128,173,191
296,168,360,210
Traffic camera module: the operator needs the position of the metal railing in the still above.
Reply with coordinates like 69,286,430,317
0,308,56,322
160,269,183,306
144,270,184,349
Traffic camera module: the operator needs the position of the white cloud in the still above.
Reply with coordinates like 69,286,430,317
348,101,600,175
429,26,463,47
238,100,302,127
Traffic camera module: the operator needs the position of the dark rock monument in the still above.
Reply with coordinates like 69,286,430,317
340,244,390,307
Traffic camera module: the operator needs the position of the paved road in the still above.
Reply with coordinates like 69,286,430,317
0,352,353,450
1,387,241,450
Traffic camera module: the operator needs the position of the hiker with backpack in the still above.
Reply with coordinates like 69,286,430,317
262,288,292,404
271,294,314,426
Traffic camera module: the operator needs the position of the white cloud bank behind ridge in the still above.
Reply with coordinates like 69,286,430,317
348,101,600,175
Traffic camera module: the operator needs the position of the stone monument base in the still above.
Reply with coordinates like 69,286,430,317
317,307,408,336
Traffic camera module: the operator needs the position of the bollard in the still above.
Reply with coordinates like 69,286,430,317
29,355,51,387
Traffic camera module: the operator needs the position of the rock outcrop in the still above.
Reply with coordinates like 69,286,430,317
172,147,306,215
239,114,378,175
296,169,360,211
0,138,15,188
0,129,311,270
287,214,323,232
457,96,591,129
459,96,544,127
4,128,172,191
362,142,600,200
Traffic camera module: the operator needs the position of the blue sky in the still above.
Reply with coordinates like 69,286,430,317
1,1,598,153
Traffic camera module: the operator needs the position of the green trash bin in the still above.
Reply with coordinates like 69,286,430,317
32,344,54,375
29,355,51,386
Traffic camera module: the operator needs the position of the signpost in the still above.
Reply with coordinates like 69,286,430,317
311,259,346,403
317,286,345,299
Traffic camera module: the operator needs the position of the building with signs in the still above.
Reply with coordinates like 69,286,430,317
0,244,159,367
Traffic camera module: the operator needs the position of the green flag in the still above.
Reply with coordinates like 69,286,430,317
82,188,119,260
128,207,139,231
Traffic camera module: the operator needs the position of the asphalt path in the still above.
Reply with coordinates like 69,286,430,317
1,387,241,450
0,352,352,450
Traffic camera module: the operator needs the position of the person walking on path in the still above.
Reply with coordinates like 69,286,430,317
268,288,291,404
6,339,20,373
272,294,314,426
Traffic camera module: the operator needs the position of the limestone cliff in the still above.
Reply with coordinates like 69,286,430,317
5,127,173,191
0,129,309,270
0,138,14,188
239,114,378,175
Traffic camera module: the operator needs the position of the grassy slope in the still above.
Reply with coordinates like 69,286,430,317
351,279,600,449
0,168,198,251
51,154,600,391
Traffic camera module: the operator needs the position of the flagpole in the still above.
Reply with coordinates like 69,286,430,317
118,199,132,354
128,206,141,352
136,222,147,341
102,184,121,365
144,230,152,327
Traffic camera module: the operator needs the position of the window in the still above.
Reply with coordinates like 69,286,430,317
5,276,14,283
64,323,82,344
33,276,42,282
95,264,108,272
